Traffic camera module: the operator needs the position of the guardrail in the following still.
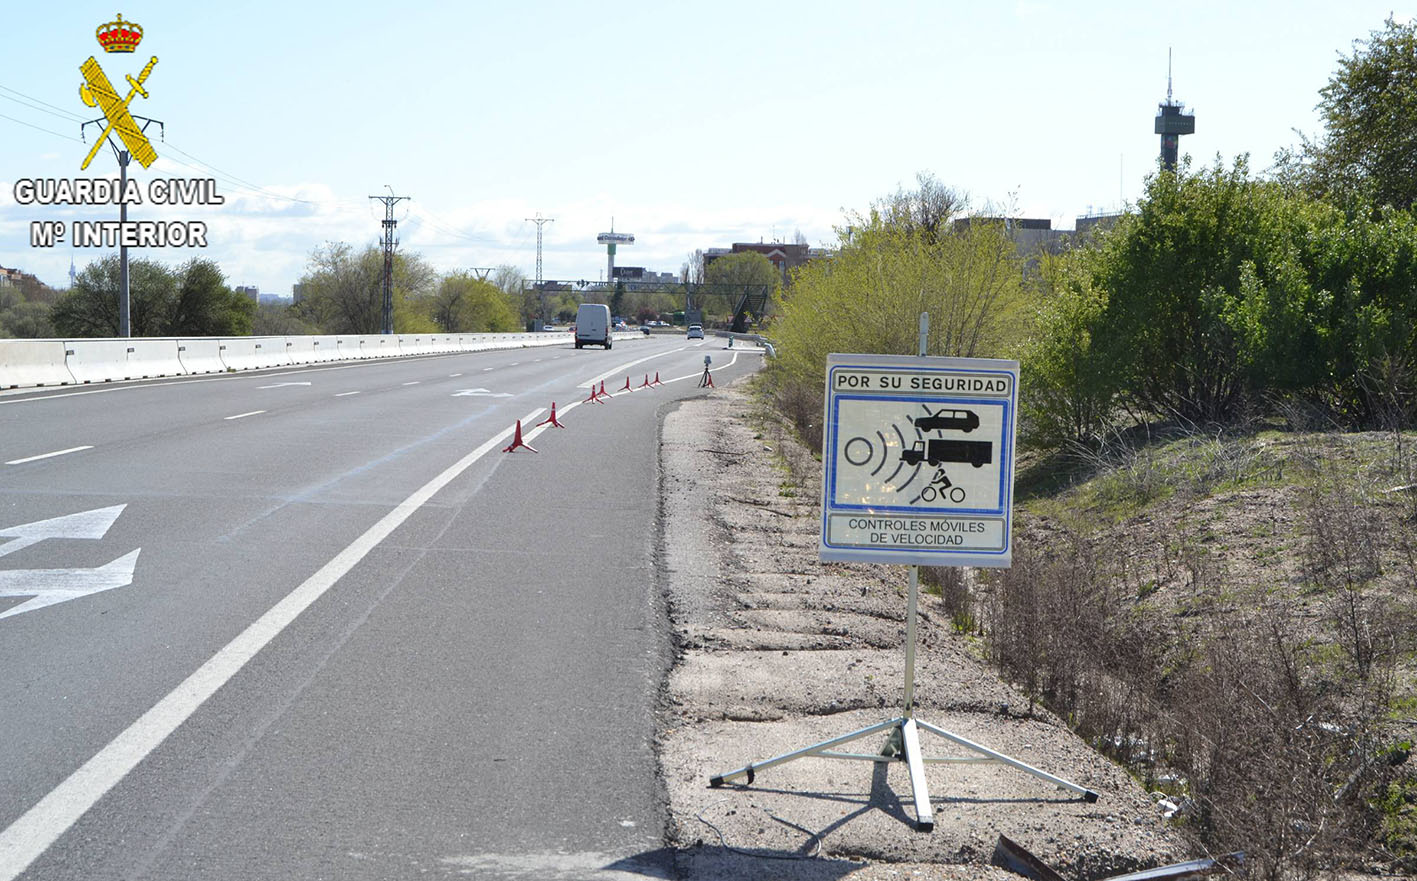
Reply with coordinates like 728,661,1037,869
0,330,644,390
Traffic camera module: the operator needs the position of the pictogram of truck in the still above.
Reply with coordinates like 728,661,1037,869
901,438,992,468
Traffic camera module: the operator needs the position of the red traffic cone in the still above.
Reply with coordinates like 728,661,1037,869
652,371,663,386
599,380,610,400
583,385,601,404
502,419,538,453
620,376,632,392
537,402,566,428
639,373,652,389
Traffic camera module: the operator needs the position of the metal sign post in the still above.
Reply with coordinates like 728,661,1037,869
709,313,1098,831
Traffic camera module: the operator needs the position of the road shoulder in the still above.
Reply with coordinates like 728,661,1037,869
656,378,1189,880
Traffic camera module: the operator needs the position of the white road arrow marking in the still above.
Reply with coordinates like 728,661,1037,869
452,388,513,398
0,504,126,559
0,550,141,620
257,382,312,389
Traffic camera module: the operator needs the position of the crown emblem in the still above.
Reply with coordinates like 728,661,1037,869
96,13,143,53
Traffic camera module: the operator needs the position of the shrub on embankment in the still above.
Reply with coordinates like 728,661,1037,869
763,176,1032,451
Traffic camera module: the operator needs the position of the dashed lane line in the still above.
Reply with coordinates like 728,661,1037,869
5,446,94,466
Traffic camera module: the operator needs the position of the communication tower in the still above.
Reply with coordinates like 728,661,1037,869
597,221,634,283
1154,50,1195,172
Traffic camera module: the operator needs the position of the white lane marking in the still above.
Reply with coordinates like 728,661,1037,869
0,550,141,621
257,382,311,389
482,367,495,372
452,389,512,398
334,391,361,397
402,382,420,386
0,408,543,881
581,347,689,390
223,411,265,421
0,505,125,558
5,446,93,466
449,373,462,378
662,350,746,385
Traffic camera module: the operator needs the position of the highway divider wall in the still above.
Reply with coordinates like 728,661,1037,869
176,338,226,375
0,330,639,390
0,340,75,388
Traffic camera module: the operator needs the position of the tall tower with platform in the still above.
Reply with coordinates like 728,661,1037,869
1154,51,1195,171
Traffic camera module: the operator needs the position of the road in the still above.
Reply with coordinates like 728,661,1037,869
0,334,761,881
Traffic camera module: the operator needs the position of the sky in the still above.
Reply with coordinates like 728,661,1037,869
1,1,1409,294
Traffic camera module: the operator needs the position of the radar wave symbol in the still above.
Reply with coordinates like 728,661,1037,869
841,419,924,493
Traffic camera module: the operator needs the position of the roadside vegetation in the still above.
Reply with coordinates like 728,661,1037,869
760,17,1417,877
5,241,710,339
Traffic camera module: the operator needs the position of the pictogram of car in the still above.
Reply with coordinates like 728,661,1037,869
909,408,979,433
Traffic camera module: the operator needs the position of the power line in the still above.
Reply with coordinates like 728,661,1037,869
370,188,409,335
0,83,87,122
0,110,83,142
524,212,554,289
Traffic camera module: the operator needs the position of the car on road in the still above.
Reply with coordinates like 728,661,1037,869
638,325,651,335
686,324,704,339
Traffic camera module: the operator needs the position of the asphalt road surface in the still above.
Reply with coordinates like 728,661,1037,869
0,334,761,881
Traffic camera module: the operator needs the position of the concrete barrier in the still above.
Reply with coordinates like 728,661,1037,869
0,340,76,387
0,330,644,389
65,339,135,383
307,335,341,363
359,335,399,358
335,337,360,360
398,335,431,355
124,339,186,379
176,338,225,375
218,337,277,371
284,336,316,365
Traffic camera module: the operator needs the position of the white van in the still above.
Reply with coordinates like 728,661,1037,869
575,303,612,349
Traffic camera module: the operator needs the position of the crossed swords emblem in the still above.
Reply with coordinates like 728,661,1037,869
79,54,158,170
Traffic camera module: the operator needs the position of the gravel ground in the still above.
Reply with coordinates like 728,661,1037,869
655,377,1192,880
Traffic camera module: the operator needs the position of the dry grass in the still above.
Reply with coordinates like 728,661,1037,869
982,427,1417,877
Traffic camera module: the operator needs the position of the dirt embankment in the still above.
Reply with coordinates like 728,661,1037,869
655,378,1191,880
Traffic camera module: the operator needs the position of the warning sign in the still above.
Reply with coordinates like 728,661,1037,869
819,353,1019,567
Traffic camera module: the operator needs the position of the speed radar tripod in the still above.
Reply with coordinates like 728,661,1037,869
708,564,1098,831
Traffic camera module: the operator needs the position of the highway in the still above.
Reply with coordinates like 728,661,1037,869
0,334,760,880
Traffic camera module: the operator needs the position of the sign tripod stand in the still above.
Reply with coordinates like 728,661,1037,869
707,314,1098,831
708,564,1098,830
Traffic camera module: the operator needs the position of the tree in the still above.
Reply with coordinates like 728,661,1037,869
167,258,253,336
875,171,968,243
0,301,54,338
491,264,534,324
1049,157,1417,431
427,271,519,332
50,255,175,337
294,243,435,334
705,251,780,289
1305,17,1417,210
611,281,626,320
684,249,705,284
766,195,1028,448
49,256,254,338
251,301,319,336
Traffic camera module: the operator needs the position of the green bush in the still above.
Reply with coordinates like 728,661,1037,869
766,207,1028,450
